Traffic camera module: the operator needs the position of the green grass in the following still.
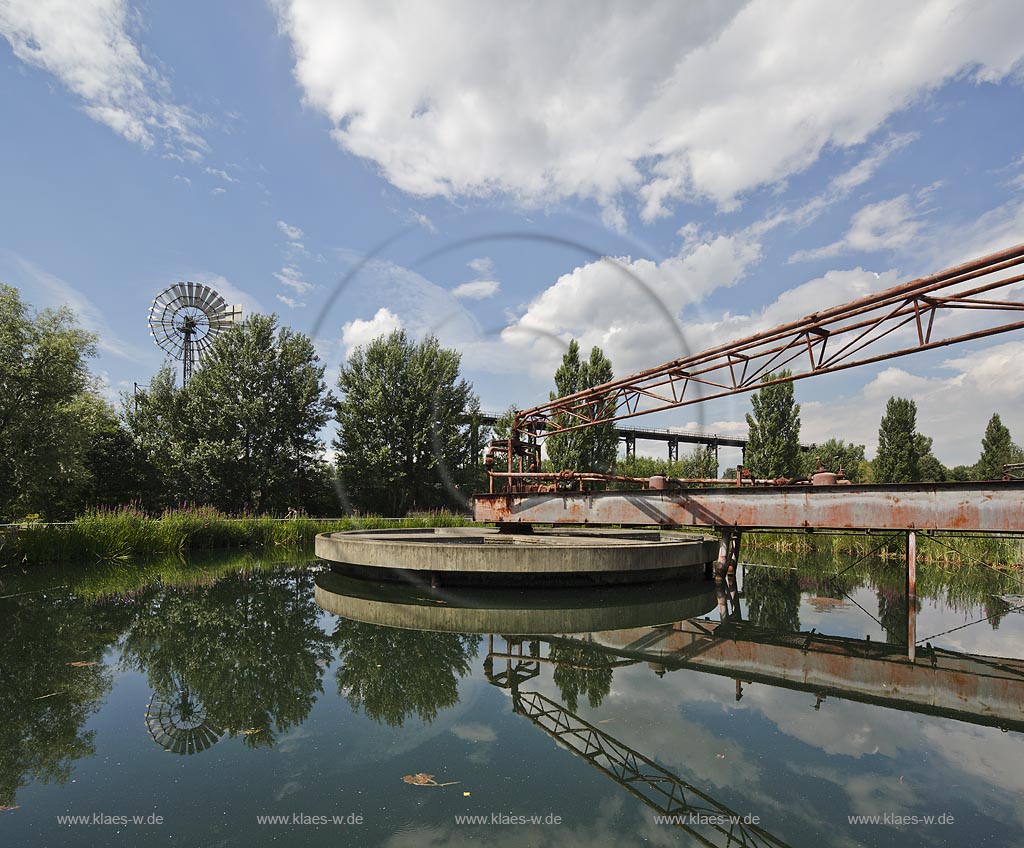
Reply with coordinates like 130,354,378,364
0,505,472,566
743,530,1024,568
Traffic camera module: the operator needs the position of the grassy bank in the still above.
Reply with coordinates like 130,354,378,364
0,505,471,566
743,530,1024,568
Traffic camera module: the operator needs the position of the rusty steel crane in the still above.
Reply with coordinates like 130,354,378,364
483,242,1024,494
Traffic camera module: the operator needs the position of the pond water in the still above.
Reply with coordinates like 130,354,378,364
2,546,1024,847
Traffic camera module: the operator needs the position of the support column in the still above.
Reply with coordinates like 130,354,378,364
716,529,741,584
907,530,917,662
625,434,636,459
668,438,678,463
716,530,732,584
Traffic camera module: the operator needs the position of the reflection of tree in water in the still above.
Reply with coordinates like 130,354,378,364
121,570,332,748
0,593,131,807
332,620,478,727
984,595,1012,630
548,641,613,712
876,583,914,646
743,566,801,633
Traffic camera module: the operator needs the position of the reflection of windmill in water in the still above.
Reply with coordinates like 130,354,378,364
485,636,791,848
145,680,225,755
148,282,242,386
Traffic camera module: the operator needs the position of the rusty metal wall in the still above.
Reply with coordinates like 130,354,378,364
473,481,1024,531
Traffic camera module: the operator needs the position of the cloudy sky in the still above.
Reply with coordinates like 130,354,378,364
2,0,1023,467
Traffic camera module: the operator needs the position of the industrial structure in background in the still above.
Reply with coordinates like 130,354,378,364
476,243,1024,658
148,282,242,386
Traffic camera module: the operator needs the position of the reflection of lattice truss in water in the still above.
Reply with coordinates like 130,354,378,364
145,689,224,755
513,688,791,848
147,282,242,384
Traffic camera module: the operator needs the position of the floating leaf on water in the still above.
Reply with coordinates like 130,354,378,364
463,791,471,797
402,773,459,787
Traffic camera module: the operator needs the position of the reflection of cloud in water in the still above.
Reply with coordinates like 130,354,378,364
739,687,909,758
384,796,634,848
921,723,1024,828
526,663,819,841
274,781,302,801
333,676,487,769
450,723,497,743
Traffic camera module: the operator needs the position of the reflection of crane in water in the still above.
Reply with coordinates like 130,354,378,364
485,636,792,848
145,679,224,755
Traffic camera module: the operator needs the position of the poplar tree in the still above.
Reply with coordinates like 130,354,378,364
873,397,919,483
545,341,617,473
745,370,801,478
976,413,1020,480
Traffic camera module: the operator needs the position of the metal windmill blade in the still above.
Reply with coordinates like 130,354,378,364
148,282,242,385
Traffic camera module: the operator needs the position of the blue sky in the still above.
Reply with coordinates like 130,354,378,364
2,0,1023,468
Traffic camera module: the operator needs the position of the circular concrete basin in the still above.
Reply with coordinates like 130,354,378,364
314,527,719,586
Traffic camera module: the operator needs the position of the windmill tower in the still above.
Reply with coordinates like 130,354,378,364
148,282,242,386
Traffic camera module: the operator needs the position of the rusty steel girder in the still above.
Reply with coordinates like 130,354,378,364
472,481,1024,531
510,242,1024,442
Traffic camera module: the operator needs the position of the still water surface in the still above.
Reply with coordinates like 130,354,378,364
2,548,1024,847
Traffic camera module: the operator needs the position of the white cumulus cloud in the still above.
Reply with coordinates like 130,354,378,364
274,0,1024,219
452,279,500,300
341,306,403,356
502,233,762,376
791,195,924,261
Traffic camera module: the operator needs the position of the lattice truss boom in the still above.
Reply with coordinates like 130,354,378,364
517,243,1024,439
514,688,789,847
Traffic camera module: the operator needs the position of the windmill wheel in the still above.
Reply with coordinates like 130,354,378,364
147,282,241,385
145,688,224,755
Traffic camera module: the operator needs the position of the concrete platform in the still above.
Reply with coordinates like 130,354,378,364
314,527,719,587
314,570,718,633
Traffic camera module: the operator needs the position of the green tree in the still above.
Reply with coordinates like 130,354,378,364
126,317,333,513
676,445,719,479
545,341,617,473
871,397,946,483
745,370,801,478
0,285,101,518
947,464,976,482
801,439,867,482
76,393,158,509
873,397,920,483
334,330,479,515
914,433,946,483
976,413,1019,480
122,365,191,509
185,315,333,513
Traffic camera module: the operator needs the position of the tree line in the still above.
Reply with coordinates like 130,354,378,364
0,286,484,520
3,283,1017,521
741,368,1022,483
